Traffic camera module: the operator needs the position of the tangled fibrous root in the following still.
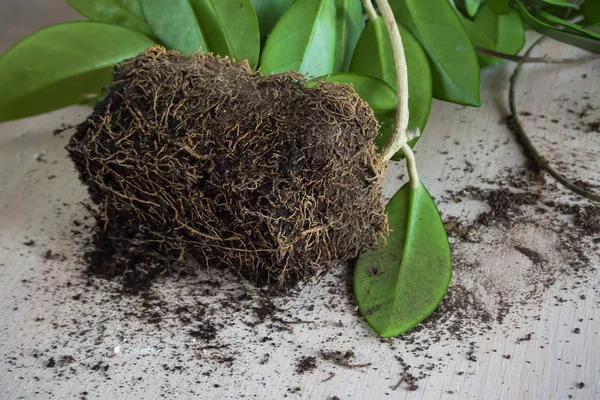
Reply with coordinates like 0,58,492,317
68,46,388,289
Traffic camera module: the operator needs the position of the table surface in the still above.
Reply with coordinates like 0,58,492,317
1,2,599,400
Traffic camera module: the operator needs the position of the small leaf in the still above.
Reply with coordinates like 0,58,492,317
354,182,452,337
141,0,260,68
334,0,365,72
0,22,154,123
536,8,600,39
67,0,155,38
250,0,294,41
582,0,600,25
465,0,485,18
260,0,337,76
487,0,511,14
516,1,600,53
391,0,481,106
349,19,432,158
462,4,525,67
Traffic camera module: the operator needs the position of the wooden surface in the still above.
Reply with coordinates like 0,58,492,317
1,2,599,400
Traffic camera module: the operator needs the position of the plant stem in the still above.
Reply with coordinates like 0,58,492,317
402,144,419,189
476,46,600,64
509,37,600,203
373,0,414,179
362,0,378,21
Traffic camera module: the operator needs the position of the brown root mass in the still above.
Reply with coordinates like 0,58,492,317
67,47,387,289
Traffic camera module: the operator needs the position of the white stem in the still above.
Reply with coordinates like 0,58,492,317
362,0,378,22
402,144,419,189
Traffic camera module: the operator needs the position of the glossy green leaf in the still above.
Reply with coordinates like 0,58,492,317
141,0,260,68
538,0,578,8
0,22,154,123
487,0,511,14
67,0,155,38
349,19,431,157
260,0,336,76
582,0,600,25
465,0,485,18
462,5,525,67
334,0,364,72
250,0,294,40
536,9,600,39
516,1,600,53
391,0,481,106
354,182,452,337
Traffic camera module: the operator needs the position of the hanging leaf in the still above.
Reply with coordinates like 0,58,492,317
390,0,481,107
516,1,600,53
141,0,260,68
349,19,432,158
0,22,154,123
66,0,155,38
465,0,485,18
250,0,294,41
260,0,336,76
334,0,365,72
354,182,452,337
538,0,578,8
487,0,511,14
582,0,600,25
462,5,525,67
535,9,600,39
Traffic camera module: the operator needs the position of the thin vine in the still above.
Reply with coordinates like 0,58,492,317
509,36,600,203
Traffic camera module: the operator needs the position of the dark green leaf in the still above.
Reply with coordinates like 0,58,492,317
536,8,600,39
250,0,294,40
516,1,600,53
141,0,260,68
391,0,481,106
349,19,431,157
0,22,154,123
462,4,525,67
487,0,511,14
354,182,452,337
465,0,485,18
334,0,364,72
582,0,600,25
260,0,336,76
538,0,578,8
67,0,155,38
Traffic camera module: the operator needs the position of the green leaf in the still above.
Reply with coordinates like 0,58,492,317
0,22,154,123
582,0,600,25
250,0,294,40
66,0,155,38
535,8,600,39
465,0,485,18
334,0,364,72
516,1,600,53
487,0,511,14
462,4,525,67
354,182,452,337
260,0,337,76
349,19,432,157
141,0,260,68
391,0,481,106
538,0,578,8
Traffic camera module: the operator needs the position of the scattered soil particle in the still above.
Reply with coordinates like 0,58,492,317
46,357,56,368
296,356,317,374
578,382,585,389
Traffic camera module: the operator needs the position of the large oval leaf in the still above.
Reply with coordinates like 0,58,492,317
390,0,481,106
141,0,260,68
462,4,525,67
349,18,432,156
334,0,364,72
250,0,294,41
260,0,336,76
0,22,154,123
354,182,452,337
316,73,421,159
66,0,155,38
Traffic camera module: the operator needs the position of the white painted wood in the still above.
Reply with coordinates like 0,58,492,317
0,2,598,399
